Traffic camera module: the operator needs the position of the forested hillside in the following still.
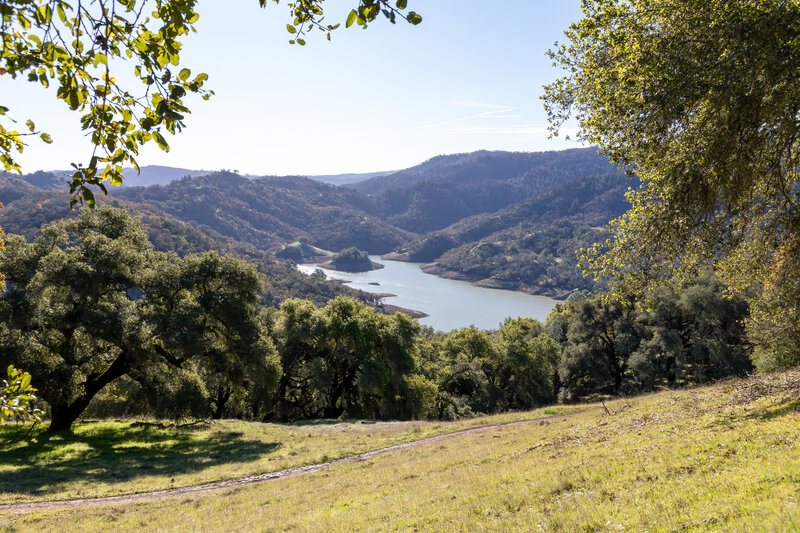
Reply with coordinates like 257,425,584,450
391,174,631,296
0,180,375,308
352,148,620,233
2,149,633,299
114,172,414,253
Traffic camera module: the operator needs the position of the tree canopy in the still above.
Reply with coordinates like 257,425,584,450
0,0,421,207
543,0,800,363
0,206,279,431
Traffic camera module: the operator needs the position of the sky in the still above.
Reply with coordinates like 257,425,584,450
1,1,585,177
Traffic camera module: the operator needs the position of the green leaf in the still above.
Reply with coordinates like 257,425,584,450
153,131,170,151
178,68,191,81
346,9,358,28
82,188,95,208
40,133,53,144
397,0,407,9
407,11,422,24
287,24,297,34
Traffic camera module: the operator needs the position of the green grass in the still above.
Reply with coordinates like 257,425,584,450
3,372,800,531
0,407,577,504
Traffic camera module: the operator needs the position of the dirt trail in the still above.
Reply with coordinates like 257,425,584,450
0,414,577,513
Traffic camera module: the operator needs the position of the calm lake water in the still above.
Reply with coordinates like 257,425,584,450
298,256,560,332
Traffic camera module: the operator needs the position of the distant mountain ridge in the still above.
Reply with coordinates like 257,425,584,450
350,148,615,195
307,170,394,186
2,147,633,298
14,165,215,190
113,172,414,254
351,148,621,233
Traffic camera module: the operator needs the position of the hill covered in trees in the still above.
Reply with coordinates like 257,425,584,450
350,148,620,233
113,172,414,254
0,180,375,308
392,173,632,296
3,148,632,298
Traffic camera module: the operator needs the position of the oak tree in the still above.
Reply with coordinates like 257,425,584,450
544,0,800,361
0,206,279,431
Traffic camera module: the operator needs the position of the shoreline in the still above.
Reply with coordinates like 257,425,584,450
380,254,570,300
317,259,385,273
419,263,570,300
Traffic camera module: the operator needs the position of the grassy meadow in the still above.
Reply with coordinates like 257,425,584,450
0,407,576,504
2,372,800,531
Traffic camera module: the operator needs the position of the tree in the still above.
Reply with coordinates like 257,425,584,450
0,0,421,206
330,247,373,272
435,326,494,417
0,206,279,431
628,275,751,390
544,0,800,354
272,296,419,420
489,318,561,409
748,238,800,372
555,294,640,402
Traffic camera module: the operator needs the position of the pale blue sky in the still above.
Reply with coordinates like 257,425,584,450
2,1,584,176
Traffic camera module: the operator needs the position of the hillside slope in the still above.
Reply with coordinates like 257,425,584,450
114,172,414,254
3,371,799,530
392,174,633,297
354,148,621,233
0,181,377,308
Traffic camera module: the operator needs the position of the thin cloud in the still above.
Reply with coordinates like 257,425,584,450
405,108,521,133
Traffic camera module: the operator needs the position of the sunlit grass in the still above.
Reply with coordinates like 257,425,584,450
0,407,577,505
3,372,800,531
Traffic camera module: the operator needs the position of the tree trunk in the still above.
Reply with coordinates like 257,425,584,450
213,385,231,419
47,353,130,432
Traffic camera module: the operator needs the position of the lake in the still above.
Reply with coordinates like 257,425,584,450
298,256,560,332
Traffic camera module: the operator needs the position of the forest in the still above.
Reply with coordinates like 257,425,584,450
1,207,753,431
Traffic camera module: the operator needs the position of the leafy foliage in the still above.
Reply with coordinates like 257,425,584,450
0,0,420,205
0,206,279,431
544,0,800,362
329,247,372,272
748,239,800,372
272,297,420,420
549,276,751,403
1,365,44,424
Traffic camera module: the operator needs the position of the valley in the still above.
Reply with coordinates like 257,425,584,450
0,147,629,308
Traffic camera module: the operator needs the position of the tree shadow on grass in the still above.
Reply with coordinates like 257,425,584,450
710,398,800,430
0,422,280,497
743,399,800,421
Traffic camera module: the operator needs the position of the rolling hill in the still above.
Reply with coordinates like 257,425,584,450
3,148,633,299
351,148,621,233
113,172,415,254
